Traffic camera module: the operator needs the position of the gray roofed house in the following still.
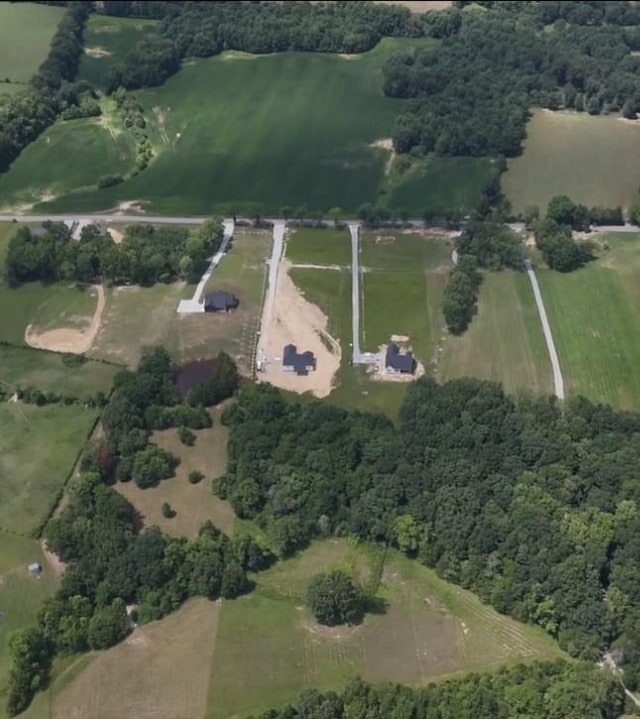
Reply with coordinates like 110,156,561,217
385,343,415,374
204,291,239,313
282,344,316,375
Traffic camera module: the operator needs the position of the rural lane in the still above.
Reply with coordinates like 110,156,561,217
256,221,285,369
349,222,376,366
525,259,565,400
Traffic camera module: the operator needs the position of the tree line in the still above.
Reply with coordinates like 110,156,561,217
253,663,626,719
217,379,640,687
385,2,640,157
5,217,224,287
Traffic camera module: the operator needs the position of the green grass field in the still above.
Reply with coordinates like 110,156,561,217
0,281,97,346
207,540,564,719
504,110,640,214
78,14,159,88
286,228,351,266
0,403,98,535
0,345,118,399
537,234,640,409
0,531,60,719
0,2,65,84
0,114,136,212
360,231,451,363
0,37,488,216
439,269,553,397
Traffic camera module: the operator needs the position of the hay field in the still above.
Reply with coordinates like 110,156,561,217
537,234,640,410
286,228,351,266
52,598,220,719
503,110,640,213
0,403,98,534
207,540,564,719
78,14,159,88
0,532,60,719
438,270,553,397
90,229,270,372
116,407,235,538
0,2,65,84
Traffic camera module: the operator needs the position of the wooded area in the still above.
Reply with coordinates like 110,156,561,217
217,379,640,687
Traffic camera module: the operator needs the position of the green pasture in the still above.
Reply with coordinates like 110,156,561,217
504,109,640,214
0,345,118,399
207,539,564,719
0,2,65,84
0,281,97,346
0,115,135,212
78,14,159,88
538,234,640,410
286,228,351,266
439,269,553,397
2,37,496,216
385,156,493,217
0,403,98,535
0,532,60,719
0,221,17,268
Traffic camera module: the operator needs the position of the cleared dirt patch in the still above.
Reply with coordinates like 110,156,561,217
259,260,341,398
53,598,220,719
370,138,395,176
84,46,111,58
107,226,124,244
25,284,105,355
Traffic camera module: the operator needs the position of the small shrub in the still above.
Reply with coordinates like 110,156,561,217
161,502,175,519
97,174,123,189
188,470,204,485
178,426,196,446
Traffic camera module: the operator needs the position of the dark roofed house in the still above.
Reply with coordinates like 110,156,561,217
385,343,415,374
282,344,316,375
204,291,238,313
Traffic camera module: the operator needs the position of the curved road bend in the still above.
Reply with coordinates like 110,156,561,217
525,259,565,400
256,221,285,368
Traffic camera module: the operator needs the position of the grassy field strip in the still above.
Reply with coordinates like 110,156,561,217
439,270,553,397
285,228,351,266
537,237,640,409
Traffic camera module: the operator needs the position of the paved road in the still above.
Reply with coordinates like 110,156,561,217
348,222,376,365
256,221,285,369
525,259,565,400
177,220,234,314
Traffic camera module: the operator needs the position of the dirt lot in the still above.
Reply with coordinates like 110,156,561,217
259,260,340,398
25,284,105,354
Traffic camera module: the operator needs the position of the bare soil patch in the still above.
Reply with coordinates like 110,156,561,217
84,46,111,58
53,598,220,719
41,539,67,578
370,138,396,176
107,226,124,244
259,260,340,398
25,284,106,355
375,234,396,245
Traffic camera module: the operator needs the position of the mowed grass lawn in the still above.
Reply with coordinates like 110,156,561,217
538,234,640,410
439,270,553,397
0,403,98,534
360,231,451,362
504,109,640,213
0,2,65,84
0,345,118,399
78,14,159,88
207,540,564,719
0,532,60,719
116,407,235,538
286,227,351,266
0,115,136,212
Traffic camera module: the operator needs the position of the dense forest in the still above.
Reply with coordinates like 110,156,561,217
5,217,224,286
217,379,640,686
385,2,640,157
6,347,251,716
253,664,626,719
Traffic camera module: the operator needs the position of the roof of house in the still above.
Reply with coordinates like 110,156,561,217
385,343,415,372
283,344,316,373
204,290,238,311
